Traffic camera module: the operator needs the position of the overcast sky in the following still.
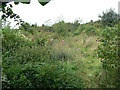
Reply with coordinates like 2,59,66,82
1,0,120,28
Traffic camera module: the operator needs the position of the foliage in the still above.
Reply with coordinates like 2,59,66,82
2,7,119,88
1,3,33,30
2,27,85,88
65,23,76,32
20,22,32,30
2,4,24,25
2,61,84,89
32,31,56,46
97,26,119,87
2,28,54,66
97,26,118,68
41,25,53,32
73,19,81,30
52,21,69,36
1,0,50,20
2,29,32,56
74,24,97,36
98,8,118,27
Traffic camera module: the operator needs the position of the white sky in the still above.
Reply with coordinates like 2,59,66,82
1,0,120,28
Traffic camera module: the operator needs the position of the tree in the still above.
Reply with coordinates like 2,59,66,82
0,0,51,8
52,21,69,36
0,0,51,28
98,8,118,27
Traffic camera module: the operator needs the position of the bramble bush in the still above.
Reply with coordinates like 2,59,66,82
97,26,118,69
2,28,53,68
2,61,84,89
2,29,33,56
32,31,57,46
97,25,119,88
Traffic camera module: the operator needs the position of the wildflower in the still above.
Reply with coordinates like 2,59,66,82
78,48,80,50
62,40,64,42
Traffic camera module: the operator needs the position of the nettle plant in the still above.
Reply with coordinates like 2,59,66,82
97,26,119,69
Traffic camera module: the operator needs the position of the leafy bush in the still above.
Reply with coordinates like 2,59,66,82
2,46,51,76
2,30,52,69
97,26,119,88
97,26,118,68
14,46,50,64
2,62,84,89
74,24,97,36
32,31,56,46
52,21,69,36
41,25,54,32
2,29,33,56
98,8,118,27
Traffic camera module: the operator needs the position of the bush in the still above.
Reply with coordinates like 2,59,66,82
2,29,52,70
97,26,118,68
97,26,119,88
98,8,118,27
2,62,84,89
52,21,69,36
14,46,50,64
74,24,97,36
2,29,33,56
32,31,56,46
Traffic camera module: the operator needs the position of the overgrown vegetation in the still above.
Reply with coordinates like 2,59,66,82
97,26,119,88
1,7,119,89
98,8,118,27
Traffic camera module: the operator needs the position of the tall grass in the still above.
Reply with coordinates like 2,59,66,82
49,33,102,88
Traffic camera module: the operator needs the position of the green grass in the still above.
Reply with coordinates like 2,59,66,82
50,33,102,88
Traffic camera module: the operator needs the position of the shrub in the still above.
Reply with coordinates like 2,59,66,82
14,46,50,64
97,26,119,88
32,31,56,46
2,62,84,89
52,21,69,36
97,26,118,68
2,29,33,56
98,8,118,27
74,24,97,36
